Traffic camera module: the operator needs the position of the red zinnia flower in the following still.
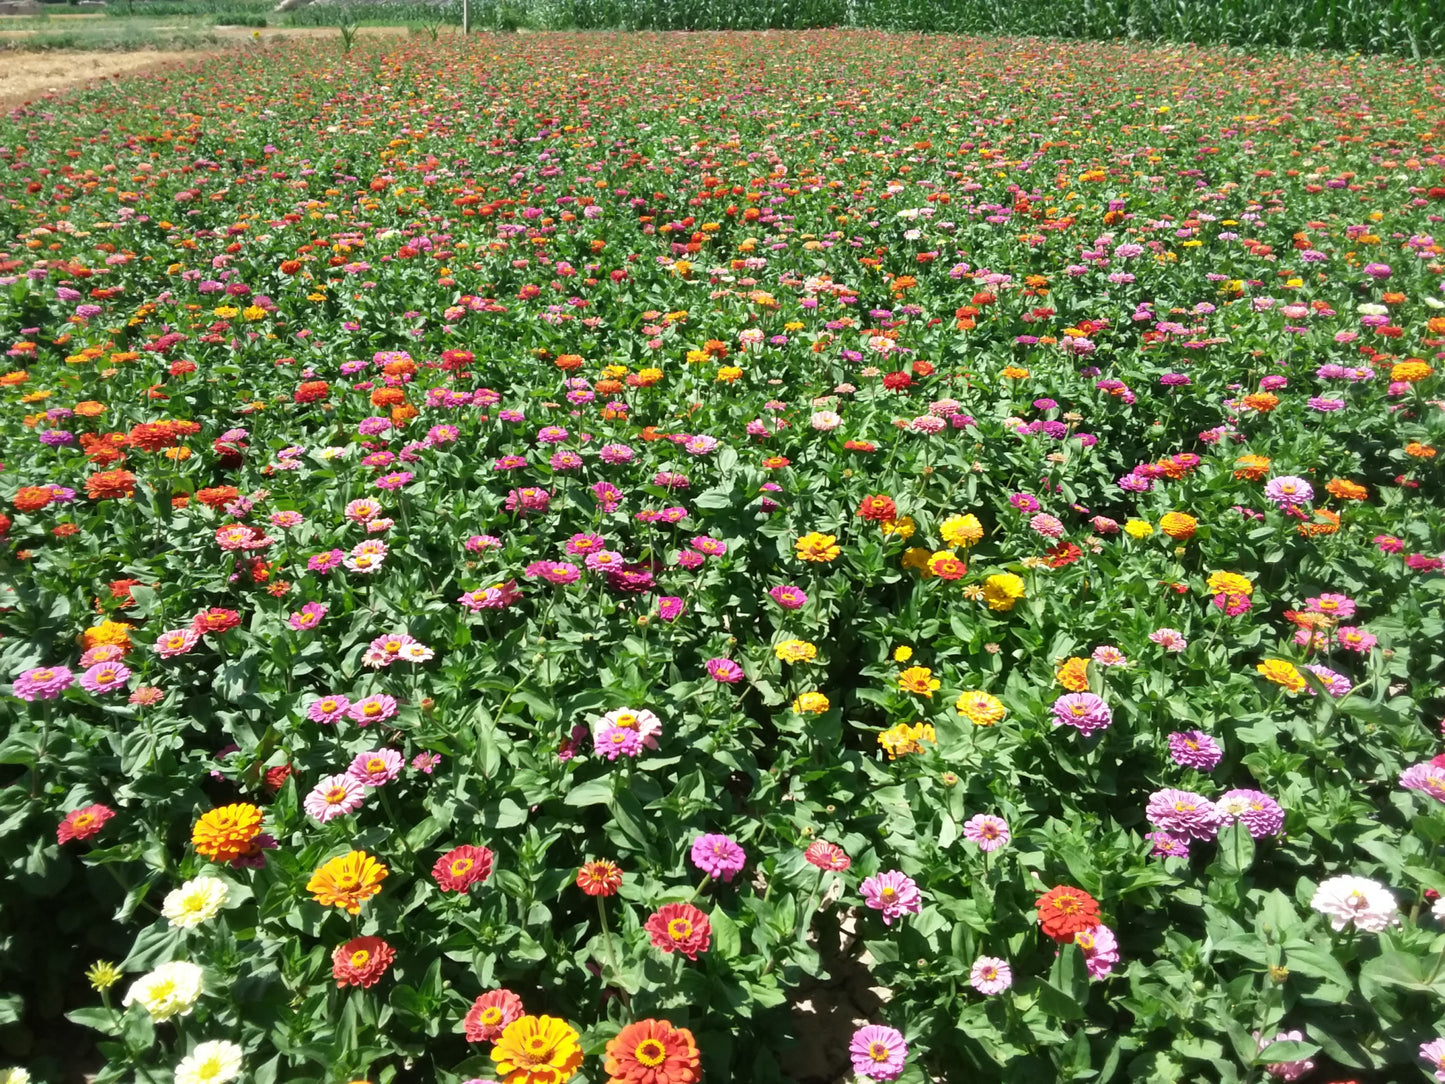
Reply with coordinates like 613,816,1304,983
645,903,711,960
576,860,624,897
803,840,851,871
1045,542,1083,568
1035,885,1102,943
881,371,912,390
331,935,396,988
432,844,495,893
464,987,524,1042
57,804,115,844
603,1018,702,1084
857,494,898,522
85,470,137,500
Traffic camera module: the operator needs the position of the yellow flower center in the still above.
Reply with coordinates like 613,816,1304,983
869,1042,891,1062
325,787,348,804
350,950,370,967
451,858,473,876
668,918,693,940
880,887,896,899
480,1007,502,1025
635,1039,667,1067
366,758,386,773
363,703,381,716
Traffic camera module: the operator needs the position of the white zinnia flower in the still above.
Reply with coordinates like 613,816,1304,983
162,877,229,929
174,1040,244,1084
1310,874,1398,932
123,960,205,1021
0,1068,32,1084
1432,897,1445,923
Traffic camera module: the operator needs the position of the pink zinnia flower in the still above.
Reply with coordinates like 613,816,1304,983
153,628,200,659
690,834,746,882
349,694,399,727
303,774,366,822
78,662,130,696
1148,627,1188,652
1263,476,1313,507
769,584,808,609
308,694,351,725
962,814,1010,852
347,749,404,786
288,602,328,631
859,870,922,926
969,956,1012,995
1051,692,1113,735
12,665,75,701
1146,788,1223,841
595,725,643,760
1075,923,1119,980
657,596,685,622
1336,626,1377,653
412,752,442,774
849,1025,907,1081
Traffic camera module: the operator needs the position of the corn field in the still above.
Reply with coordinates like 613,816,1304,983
445,0,1444,56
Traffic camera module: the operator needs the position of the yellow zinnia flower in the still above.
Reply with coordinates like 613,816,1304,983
490,1015,583,1084
981,573,1026,612
956,690,1006,726
1123,519,1153,539
773,639,818,663
939,513,984,548
307,850,388,914
792,691,830,714
1256,659,1306,694
898,666,941,697
794,532,841,563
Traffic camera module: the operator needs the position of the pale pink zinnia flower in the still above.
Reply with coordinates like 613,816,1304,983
859,870,923,926
347,748,404,786
962,814,1010,852
303,774,366,822
969,956,1012,995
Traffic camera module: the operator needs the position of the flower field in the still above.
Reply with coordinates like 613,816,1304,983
2,29,1445,1084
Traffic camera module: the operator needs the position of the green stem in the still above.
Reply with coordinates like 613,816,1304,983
597,895,617,979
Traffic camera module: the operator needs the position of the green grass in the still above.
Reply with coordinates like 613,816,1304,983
0,23,227,48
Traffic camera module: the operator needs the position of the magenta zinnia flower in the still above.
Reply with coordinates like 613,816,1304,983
303,774,366,822
1146,788,1223,841
860,870,922,926
1051,692,1113,735
1167,730,1222,771
349,694,399,727
288,602,328,631
768,584,808,609
690,834,746,882
849,1025,907,1081
706,658,744,683
595,725,643,760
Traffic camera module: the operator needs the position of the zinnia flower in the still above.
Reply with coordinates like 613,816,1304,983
1255,1029,1314,1081
1146,788,1223,842
489,1015,584,1084
1051,692,1113,735
1216,789,1285,838
970,956,1012,995
1167,730,1223,771
307,850,388,914
161,876,229,929
1074,923,1120,980
849,1025,907,1081
303,774,366,823
123,961,204,1021
860,870,922,926
1035,885,1101,943
690,834,746,882
466,988,525,1042
645,903,711,960
433,845,495,893
192,803,263,863
981,572,1025,611
576,860,624,897
332,936,395,988
1309,874,1397,932
603,1019,701,1084
803,841,851,871
173,1040,243,1084
963,814,1010,852
57,804,114,844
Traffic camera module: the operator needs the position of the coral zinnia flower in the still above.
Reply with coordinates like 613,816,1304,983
466,988,525,1042
307,850,388,914
191,803,262,862
489,1014,584,1084
432,844,495,893
857,494,897,522
85,469,137,500
332,936,395,988
1035,885,1102,943
645,903,711,960
603,1019,701,1084
804,840,851,871
576,860,624,897
58,804,115,844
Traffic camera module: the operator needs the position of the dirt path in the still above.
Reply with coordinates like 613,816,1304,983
0,49,197,106
0,28,416,108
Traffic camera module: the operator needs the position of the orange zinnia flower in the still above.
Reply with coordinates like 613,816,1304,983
307,850,388,914
1035,884,1102,943
192,803,263,863
603,1019,701,1084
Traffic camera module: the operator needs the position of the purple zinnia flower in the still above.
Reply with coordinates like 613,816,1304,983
657,596,685,622
1147,831,1190,858
1146,788,1223,842
1263,476,1313,507
689,834,747,882
1051,692,1113,735
1167,730,1223,771
1217,789,1284,838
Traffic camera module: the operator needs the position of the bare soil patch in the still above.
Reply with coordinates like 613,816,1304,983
0,49,195,105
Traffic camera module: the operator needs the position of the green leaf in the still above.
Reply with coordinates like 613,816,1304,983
564,777,614,808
